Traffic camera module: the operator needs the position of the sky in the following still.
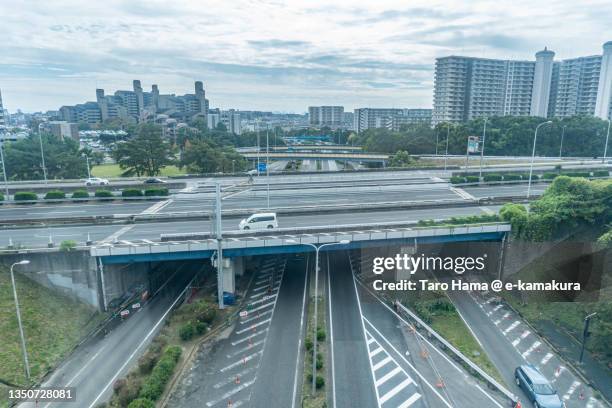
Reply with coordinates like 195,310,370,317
1,0,611,113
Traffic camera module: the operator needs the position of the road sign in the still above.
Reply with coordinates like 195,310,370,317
467,136,480,153
239,310,248,318
258,162,267,172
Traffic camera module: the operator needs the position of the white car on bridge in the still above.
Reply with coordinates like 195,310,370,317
239,213,278,230
84,177,110,186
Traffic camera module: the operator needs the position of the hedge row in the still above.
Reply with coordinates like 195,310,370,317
450,170,611,184
7,188,170,201
138,346,182,401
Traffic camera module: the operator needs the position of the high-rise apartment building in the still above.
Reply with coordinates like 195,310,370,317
60,81,209,125
433,41,612,125
308,106,344,128
0,89,5,128
353,108,432,132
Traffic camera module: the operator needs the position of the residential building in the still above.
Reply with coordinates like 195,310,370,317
221,109,241,135
39,121,79,141
207,109,221,129
354,108,431,132
432,41,612,125
308,106,344,128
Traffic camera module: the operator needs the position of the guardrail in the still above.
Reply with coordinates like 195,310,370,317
0,182,186,196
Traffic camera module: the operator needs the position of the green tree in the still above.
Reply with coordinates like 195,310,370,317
388,150,413,167
112,124,175,176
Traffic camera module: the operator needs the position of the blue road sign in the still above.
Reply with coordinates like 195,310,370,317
258,163,267,172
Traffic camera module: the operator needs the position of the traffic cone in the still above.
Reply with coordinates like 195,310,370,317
579,389,585,400
242,357,247,365
228,399,233,407
514,401,521,408
435,379,445,388
420,349,429,359
235,375,240,385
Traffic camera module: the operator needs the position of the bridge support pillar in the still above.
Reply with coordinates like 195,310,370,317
222,257,245,295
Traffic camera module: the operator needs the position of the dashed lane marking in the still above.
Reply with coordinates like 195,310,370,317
380,378,414,405
372,356,393,372
235,318,271,335
563,381,581,400
540,353,554,366
503,321,520,335
230,328,269,346
521,341,541,358
205,379,256,407
512,330,531,347
239,310,273,324
226,340,266,358
220,350,264,373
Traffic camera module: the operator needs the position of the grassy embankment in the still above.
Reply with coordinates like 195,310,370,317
92,164,185,178
0,267,100,407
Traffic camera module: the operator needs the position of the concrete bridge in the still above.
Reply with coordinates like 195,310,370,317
241,151,389,163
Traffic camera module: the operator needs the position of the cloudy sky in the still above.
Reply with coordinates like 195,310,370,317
1,0,610,113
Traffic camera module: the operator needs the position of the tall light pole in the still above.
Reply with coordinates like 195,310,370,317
82,154,91,179
478,118,488,179
0,141,9,199
288,239,350,394
434,131,439,156
256,122,260,174
579,312,597,363
266,127,270,209
602,119,611,164
559,125,567,159
10,260,31,380
527,121,553,198
39,133,48,184
444,123,451,171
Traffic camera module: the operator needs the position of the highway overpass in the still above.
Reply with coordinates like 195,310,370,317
241,151,389,163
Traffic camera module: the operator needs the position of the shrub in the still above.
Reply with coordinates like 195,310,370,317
450,176,465,184
483,174,502,182
305,337,313,351
179,322,195,341
316,328,326,341
127,398,155,408
138,349,161,375
465,175,480,183
593,170,609,178
315,375,325,389
60,240,77,251
144,188,169,197
44,190,66,200
139,346,182,401
194,321,208,335
14,192,38,201
122,188,144,197
95,189,114,198
542,173,558,180
71,189,90,199
502,174,521,181
564,172,590,178
0,192,4,201
114,375,142,407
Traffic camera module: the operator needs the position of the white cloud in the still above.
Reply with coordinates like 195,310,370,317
0,0,610,112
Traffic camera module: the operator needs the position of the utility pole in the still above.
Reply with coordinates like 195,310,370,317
444,123,450,171
527,121,552,198
11,260,31,380
559,125,566,159
214,182,224,309
478,118,488,179
603,119,611,164
266,128,270,208
0,141,9,199
39,133,48,184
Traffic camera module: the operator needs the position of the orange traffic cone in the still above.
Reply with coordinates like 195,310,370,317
435,379,445,388
227,399,232,407
235,375,240,385
514,401,522,408
420,349,429,359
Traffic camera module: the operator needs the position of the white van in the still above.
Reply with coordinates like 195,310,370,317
239,213,278,230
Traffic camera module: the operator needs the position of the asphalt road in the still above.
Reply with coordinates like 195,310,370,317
0,206,503,248
18,262,199,408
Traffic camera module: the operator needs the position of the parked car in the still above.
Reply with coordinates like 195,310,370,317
84,177,109,186
515,365,565,408
239,213,278,230
144,177,166,184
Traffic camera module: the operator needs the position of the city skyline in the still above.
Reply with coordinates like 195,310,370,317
1,0,611,113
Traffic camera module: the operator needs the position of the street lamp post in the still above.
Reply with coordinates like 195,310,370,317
288,239,350,394
10,260,31,380
0,141,9,199
579,312,597,363
444,123,450,171
602,119,611,164
39,133,48,184
232,160,235,174
82,154,91,179
478,118,488,179
527,121,553,198
434,131,439,156
266,127,270,209
559,125,567,159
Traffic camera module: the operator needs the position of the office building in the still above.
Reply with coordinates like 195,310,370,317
308,106,344,128
432,41,612,125
353,108,431,132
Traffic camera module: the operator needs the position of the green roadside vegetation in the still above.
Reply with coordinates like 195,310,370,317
0,266,101,396
400,291,503,383
416,214,501,227
302,295,328,408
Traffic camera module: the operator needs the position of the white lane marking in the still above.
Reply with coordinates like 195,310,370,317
240,309,273,324
367,337,376,345
246,300,276,315
455,307,484,348
479,206,495,215
540,353,554,366
326,256,337,408
554,366,566,378
226,340,265,358
247,294,277,308
512,330,531,347
521,341,541,358
380,378,413,404
372,356,392,371
235,318,272,335
362,317,451,408
563,381,581,400
27,210,87,215
450,187,476,200
100,225,134,243
213,366,257,389
140,199,173,214
503,321,520,335
220,350,263,372
87,275,197,408
474,383,505,408
397,393,422,408
205,378,256,407
369,347,384,358
375,365,400,385
231,328,268,346
586,397,598,407
291,258,310,408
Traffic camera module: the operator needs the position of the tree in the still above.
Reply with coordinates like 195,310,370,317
3,133,88,180
388,150,413,167
180,139,247,174
112,124,174,176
